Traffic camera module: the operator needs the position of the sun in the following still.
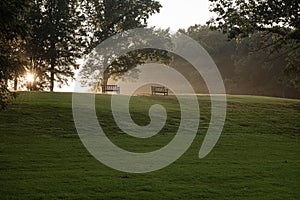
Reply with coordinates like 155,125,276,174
25,72,35,83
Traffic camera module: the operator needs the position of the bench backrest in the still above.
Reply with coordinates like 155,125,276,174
151,86,168,92
102,85,120,91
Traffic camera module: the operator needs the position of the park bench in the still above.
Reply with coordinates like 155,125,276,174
151,86,168,96
101,84,120,94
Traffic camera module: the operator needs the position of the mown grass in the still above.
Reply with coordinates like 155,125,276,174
0,92,299,199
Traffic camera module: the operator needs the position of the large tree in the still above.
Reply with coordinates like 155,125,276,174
0,0,31,108
79,0,171,91
80,28,172,91
208,0,300,90
87,0,162,44
26,0,89,92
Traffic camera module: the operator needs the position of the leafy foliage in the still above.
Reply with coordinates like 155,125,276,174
208,0,299,41
79,28,172,91
0,0,31,108
181,25,299,98
0,86,18,110
1,0,167,96
208,0,300,90
283,48,300,90
25,0,89,91
79,0,171,90
86,0,162,44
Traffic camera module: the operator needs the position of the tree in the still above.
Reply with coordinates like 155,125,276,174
177,25,299,98
180,25,236,78
26,0,89,92
232,33,290,95
283,47,300,91
87,0,162,44
0,0,31,108
208,0,300,90
79,0,170,91
80,28,172,91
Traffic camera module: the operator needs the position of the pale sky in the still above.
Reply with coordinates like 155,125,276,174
148,0,213,31
59,0,214,92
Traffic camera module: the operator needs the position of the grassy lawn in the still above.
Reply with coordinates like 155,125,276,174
0,92,299,199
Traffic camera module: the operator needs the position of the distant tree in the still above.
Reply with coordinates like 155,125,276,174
0,0,31,109
181,25,236,78
79,0,171,91
282,48,300,91
26,0,89,92
178,25,299,97
232,33,288,94
208,0,300,90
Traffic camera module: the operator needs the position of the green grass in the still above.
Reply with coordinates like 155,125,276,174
0,92,299,199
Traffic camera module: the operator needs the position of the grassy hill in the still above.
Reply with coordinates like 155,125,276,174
0,92,299,199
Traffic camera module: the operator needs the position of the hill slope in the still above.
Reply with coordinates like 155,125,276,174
0,92,299,199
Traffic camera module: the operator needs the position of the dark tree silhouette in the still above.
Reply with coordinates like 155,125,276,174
26,0,89,92
208,0,300,90
79,28,172,92
0,0,31,108
79,0,171,91
179,25,299,98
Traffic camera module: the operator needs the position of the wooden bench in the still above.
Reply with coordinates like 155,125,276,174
151,86,168,96
101,85,120,94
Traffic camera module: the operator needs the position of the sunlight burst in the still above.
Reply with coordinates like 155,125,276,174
26,72,35,83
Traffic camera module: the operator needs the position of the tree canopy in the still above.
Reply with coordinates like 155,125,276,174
208,0,299,41
0,0,31,83
0,0,165,107
0,0,164,94
79,0,170,91
25,0,89,91
79,28,172,91
208,0,300,90
178,25,299,98
0,0,31,108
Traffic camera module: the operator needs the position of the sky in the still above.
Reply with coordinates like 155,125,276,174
148,0,213,31
59,0,214,92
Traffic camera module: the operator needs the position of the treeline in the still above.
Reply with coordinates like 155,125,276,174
177,25,300,98
0,0,164,108
1,0,162,92
1,0,299,109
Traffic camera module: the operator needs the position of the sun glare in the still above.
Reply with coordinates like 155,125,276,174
26,72,35,83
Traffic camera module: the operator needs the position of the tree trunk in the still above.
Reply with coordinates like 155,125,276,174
14,76,18,91
50,64,54,92
50,40,55,92
49,4,55,93
102,70,109,85
101,70,110,93
5,79,8,87
100,53,110,93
